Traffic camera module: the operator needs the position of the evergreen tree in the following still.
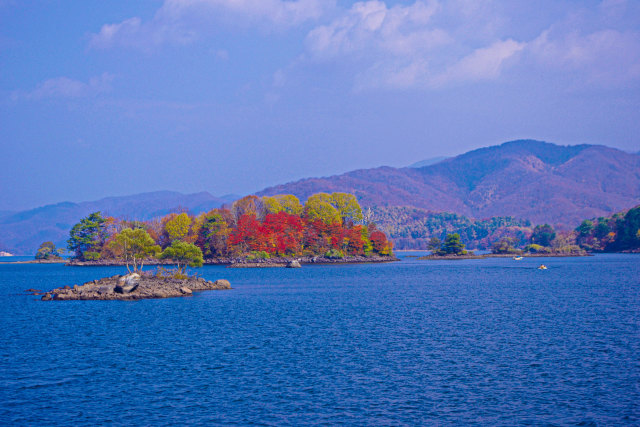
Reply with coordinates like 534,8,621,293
530,224,556,247
440,233,465,255
67,212,107,260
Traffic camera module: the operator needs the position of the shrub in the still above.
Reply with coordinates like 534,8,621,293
246,250,270,260
524,244,548,253
325,249,345,259
83,251,101,260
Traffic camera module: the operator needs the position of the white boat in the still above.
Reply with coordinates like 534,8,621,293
513,256,523,260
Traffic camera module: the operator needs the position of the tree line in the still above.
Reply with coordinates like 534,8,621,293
420,205,640,256
66,193,394,272
370,206,532,250
574,206,640,252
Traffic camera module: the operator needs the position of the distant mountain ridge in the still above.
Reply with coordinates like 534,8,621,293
258,140,640,226
0,191,236,255
2,140,639,254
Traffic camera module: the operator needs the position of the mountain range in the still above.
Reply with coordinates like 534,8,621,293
259,140,640,226
1,139,639,254
0,192,236,255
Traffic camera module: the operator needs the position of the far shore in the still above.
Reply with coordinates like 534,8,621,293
0,258,68,264
418,252,590,260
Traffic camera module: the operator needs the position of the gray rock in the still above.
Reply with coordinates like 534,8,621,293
214,279,231,289
118,273,140,286
115,273,141,293
114,283,136,294
98,285,115,295
180,287,192,295
286,260,302,268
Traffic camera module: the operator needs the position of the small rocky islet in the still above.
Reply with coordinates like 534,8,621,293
31,273,231,301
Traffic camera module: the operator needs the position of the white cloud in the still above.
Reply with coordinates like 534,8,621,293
305,0,445,59
528,28,640,86
302,0,523,90
14,73,114,100
89,0,640,91
354,40,524,90
90,0,332,50
297,0,640,91
438,39,524,84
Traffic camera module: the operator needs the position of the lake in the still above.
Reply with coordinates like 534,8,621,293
1,253,638,425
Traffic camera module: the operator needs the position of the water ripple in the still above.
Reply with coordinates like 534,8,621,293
0,254,638,424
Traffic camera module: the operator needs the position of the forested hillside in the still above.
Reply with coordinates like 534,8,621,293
370,206,532,250
259,140,640,227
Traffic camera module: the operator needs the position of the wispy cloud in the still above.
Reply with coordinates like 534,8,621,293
353,39,524,91
301,0,522,90
528,28,640,86
90,0,333,50
305,0,445,59
13,73,114,100
89,0,640,91
297,0,640,90
437,39,524,85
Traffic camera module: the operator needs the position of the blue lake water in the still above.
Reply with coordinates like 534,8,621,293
1,253,639,425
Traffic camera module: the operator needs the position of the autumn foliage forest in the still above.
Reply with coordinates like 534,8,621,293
67,193,393,262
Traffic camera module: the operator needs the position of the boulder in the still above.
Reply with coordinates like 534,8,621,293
180,287,192,295
214,279,231,289
119,273,140,285
115,273,141,294
286,260,302,268
114,283,137,294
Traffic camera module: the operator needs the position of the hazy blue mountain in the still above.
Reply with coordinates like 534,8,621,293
259,140,640,227
0,211,15,220
0,191,236,255
4,140,639,254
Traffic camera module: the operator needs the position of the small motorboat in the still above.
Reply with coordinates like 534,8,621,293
538,264,547,270
513,256,523,260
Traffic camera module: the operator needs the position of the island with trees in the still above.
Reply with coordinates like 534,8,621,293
419,233,485,259
64,192,396,267
34,192,396,300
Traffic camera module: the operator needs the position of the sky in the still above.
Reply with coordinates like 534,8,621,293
1,0,639,211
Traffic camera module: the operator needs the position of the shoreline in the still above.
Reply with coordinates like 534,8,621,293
418,252,590,260
0,258,68,264
65,254,400,267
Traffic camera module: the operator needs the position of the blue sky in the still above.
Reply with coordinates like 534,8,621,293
1,0,639,211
